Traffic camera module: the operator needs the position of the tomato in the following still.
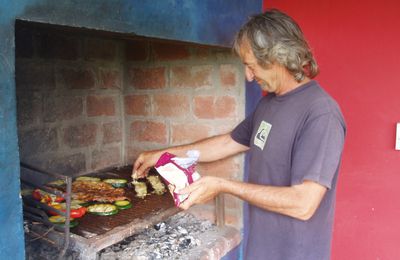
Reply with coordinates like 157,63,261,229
32,189,42,201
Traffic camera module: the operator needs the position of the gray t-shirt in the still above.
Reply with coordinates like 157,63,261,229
231,80,346,260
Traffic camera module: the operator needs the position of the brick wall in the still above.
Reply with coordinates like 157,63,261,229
15,23,245,229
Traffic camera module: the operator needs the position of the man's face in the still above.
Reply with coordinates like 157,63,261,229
239,41,287,95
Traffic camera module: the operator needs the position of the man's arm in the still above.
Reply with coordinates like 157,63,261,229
133,133,249,178
178,176,327,221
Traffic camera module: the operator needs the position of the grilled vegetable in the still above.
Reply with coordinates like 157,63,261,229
32,189,64,203
103,178,128,188
147,175,166,195
48,202,86,218
71,199,91,207
132,180,147,199
48,215,78,228
87,204,118,216
114,200,132,210
75,176,101,182
47,179,65,186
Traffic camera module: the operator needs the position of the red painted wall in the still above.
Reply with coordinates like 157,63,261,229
263,1,400,259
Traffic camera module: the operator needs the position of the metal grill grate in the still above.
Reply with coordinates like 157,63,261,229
22,164,179,259
72,166,175,237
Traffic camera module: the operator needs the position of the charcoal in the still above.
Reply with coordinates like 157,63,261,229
98,212,217,260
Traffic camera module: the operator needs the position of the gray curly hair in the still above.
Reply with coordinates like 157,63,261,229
233,9,319,81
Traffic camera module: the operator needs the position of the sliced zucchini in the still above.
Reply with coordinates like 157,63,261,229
75,176,101,182
103,178,128,188
114,200,132,210
71,199,91,207
48,179,65,186
59,220,78,228
48,215,78,228
87,204,119,216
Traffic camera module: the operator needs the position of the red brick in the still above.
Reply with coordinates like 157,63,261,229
16,62,55,91
152,41,190,61
126,40,149,61
18,128,58,159
126,146,144,163
197,157,240,179
91,147,122,170
153,94,189,117
99,69,121,89
85,38,117,61
214,120,238,134
102,122,122,144
194,95,236,119
128,67,166,89
124,95,151,116
171,123,212,145
17,92,42,127
46,153,87,176
219,64,238,89
191,46,210,59
59,67,96,89
87,95,116,117
225,209,242,228
43,95,83,122
37,32,80,60
170,65,212,88
224,195,242,213
130,120,167,144
63,123,98,148
126,146,156,164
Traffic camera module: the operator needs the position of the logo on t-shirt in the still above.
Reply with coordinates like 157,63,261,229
254,120,271,150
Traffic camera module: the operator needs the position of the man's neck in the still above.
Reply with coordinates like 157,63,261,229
277,77,311,96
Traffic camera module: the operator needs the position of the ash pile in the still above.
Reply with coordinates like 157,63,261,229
99,212,217,260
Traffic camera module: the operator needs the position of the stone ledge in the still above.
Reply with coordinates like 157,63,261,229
194,225,241,260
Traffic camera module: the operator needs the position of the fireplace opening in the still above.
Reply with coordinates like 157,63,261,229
16,20,245,259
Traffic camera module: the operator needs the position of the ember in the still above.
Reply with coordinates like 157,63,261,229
98,212,216,259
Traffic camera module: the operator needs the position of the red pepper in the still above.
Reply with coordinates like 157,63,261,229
32,189,64,203
69,208,86,218
32,189,42,201
47,203,86,218
54,196,65,203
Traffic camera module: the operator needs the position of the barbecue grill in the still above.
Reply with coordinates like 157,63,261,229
21,163,179,259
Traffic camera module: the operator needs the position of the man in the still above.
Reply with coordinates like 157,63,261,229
133,9,346,260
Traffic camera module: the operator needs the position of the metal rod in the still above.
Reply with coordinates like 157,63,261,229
215,194,225,227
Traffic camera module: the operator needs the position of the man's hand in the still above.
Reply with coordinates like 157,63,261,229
132,150,163,179
177,176,224,210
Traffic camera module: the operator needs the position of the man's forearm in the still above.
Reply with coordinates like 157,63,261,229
219,178,327,221
164,133,248,162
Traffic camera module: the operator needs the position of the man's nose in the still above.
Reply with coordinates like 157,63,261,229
245,67,254,82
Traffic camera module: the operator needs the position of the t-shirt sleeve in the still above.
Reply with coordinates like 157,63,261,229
230,112,254,147
291,112,345,189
